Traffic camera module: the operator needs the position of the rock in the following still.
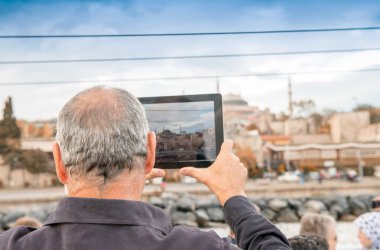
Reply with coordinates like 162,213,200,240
195,209,209,226
171,211,197,227
288,199,303,210
261,208,276,221
27,203,57,223
328,197,350,219
206,207,225,222
149,197,166,209
303,200,327,213
268,199,288,212
329,205,343,219
276,208,299,223
349,197,367,216
165,200,178,215
2,210,26,230
2,210,26,225
195,196,220,209
161,192,179,201
248,198,267,210
355,194,373,210
177,195,195,212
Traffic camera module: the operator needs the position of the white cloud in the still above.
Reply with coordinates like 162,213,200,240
0,1,380,120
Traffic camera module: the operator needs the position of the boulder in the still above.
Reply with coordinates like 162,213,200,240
28,203,57,223
288,199,303,211
303,200,327,213
177,195,195,212
261,208,276,221
195,209,210,226
2,210,26,230
171,211,197,227
149,197,166,209
268,199,288,212
2,210,26,225
276,208,299,223
206,207,225,222
195,196,220,209
248,198,267,210
349,197,367,216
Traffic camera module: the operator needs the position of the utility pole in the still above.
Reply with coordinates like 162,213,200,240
286,78,293,171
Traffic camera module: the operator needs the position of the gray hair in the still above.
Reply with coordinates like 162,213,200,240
300,213,336,239
56,86,149,182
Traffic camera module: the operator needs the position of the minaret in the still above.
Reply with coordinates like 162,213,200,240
288,77,293,118
216,77,220,93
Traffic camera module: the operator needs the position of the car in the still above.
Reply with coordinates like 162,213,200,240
278,171,300,182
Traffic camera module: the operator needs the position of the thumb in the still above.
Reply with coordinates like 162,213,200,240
180,167,207,183
145,168,165,180
220,139,234,154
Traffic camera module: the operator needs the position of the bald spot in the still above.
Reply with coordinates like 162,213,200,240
71,88,125,129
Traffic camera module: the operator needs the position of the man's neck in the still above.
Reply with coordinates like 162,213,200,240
66,171,145,201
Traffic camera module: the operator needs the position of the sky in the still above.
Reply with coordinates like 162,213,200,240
0,0,380,120
143,101,214,133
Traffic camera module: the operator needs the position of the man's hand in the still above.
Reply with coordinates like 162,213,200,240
145,168,165,180
180,140,247,206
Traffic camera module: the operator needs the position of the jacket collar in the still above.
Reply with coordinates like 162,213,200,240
44,197,172,234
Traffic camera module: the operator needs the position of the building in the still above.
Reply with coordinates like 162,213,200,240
17,120,56,139
328,111,370,143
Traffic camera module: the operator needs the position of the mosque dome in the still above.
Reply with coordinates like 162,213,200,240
223,93,248,106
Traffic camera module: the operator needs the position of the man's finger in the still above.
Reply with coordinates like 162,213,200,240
145,169,165,180
220,139,234,154
180,167,207,183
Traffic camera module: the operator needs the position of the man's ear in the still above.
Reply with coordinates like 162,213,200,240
52,142,69,184
145,131,156,174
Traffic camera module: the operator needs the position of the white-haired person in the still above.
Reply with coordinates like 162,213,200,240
300,212,337,250
353,196,380,250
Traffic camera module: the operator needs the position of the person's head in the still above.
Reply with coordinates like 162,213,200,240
372,196,380,212
354,212,380,249
288,235,329,250
53,86,156,198
300,213,337,250
13,216,42,228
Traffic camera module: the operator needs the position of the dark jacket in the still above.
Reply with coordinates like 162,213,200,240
0,196,290,250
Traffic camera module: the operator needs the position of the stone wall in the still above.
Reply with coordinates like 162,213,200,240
1,193,378,232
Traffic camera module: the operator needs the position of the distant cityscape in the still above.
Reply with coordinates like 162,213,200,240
1,87,380,187
155,128,216,164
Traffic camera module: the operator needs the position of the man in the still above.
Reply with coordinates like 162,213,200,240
0,86,291,250
300,213,337,250
288,235,329,250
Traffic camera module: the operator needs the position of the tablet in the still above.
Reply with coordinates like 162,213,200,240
139,94,224,169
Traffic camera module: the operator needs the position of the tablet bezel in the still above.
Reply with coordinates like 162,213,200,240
138,94,224,169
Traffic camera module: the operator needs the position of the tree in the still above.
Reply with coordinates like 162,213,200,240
293,99,316,117
5,149,54,173
0,97,21,155
353,103,374,111
0,97,21,139
353,103,380,124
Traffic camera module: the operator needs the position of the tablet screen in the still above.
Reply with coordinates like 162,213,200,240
139,94,223,168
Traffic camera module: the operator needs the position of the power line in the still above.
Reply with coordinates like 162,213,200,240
1,26,380,39
1,48,379,65
0,68,379,87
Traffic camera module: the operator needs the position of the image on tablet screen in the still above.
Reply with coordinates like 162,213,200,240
143,101,216,165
